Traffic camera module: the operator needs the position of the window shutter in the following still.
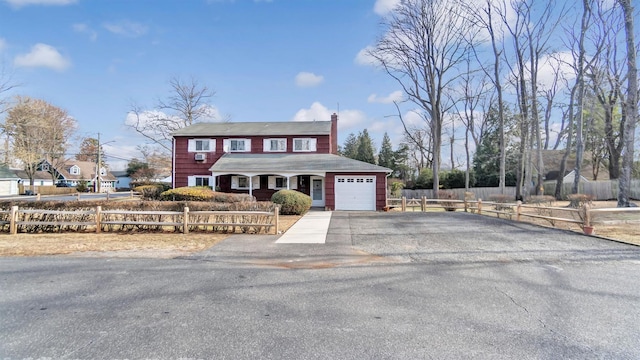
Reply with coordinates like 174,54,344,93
310,138,317,151
268,176,275,189
290,176,298,190
245,139,252,152
231,176,238,189
187,176,196,187
252,176,260,189
263,139,270,152
208,139,215,152
188,140,196,152
223,139,230,153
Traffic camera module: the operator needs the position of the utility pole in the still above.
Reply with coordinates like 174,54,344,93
96,133,101,193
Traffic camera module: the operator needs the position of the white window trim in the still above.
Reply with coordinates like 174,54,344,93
263,138,287,152
188,139,215,153
268,176,289,189
188,176,213,187
69,165,80,175
231,175,260,189
293,138,317,152
223,139,251,153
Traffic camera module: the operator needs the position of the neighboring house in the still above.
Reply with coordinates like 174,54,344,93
172,114,392,210
13,169,55,187
0,165,20,196
112,171,131,190
44,160,117,192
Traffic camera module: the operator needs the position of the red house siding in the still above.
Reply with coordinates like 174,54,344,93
173,134,332,188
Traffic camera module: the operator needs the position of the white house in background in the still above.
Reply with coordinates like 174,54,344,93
0,165,20,196
13,169,54,187
112,171,131,190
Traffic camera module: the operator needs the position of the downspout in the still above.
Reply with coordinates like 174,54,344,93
172,138,176,189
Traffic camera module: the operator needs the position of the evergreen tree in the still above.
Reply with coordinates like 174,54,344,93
341,133,358,159
393,143,412,181
355,129,376,164
378,132,395,169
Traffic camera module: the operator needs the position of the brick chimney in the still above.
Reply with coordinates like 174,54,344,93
330,113,338,154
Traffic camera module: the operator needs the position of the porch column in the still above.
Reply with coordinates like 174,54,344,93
249,177,253,198
286,176,291,190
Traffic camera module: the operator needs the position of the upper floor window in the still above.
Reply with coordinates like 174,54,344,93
99,167,107,176
263,138,286,152
41,163,50,171
188,139,215,152
223,139,251,152
187,176,211,188
69,165,80,175
293,138,317,152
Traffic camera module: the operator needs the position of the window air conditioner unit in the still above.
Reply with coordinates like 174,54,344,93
194,153,206,161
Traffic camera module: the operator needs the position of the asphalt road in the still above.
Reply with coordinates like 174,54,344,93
1,212,639,359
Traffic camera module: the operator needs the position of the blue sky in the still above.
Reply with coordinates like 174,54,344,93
0,0,407,169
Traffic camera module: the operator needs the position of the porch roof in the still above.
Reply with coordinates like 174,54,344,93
209,153,391,175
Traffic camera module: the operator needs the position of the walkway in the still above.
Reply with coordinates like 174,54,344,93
275,210,332,244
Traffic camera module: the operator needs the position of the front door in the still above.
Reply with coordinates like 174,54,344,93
311,176,325,207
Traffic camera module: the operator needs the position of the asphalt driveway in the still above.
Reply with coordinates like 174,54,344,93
1,211,639,359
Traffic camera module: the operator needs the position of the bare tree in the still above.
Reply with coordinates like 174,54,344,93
369,0,478,194
617,0,638,207
2,96,76,186
127,77,219,154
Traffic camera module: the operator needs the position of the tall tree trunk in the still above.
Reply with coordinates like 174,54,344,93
617,0,638,207
556,87,577,199
572,0,590,195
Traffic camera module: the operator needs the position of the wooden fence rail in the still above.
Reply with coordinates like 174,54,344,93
5,206,279,235
387,196,640,235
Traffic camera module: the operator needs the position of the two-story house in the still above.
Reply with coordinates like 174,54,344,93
172,114,391,210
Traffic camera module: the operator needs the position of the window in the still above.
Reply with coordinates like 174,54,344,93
238,176,248,188
69,165,80,175
224,139,251,152
188,176,212,187
195,177,210,187
293,138,317,152
188,139,215,152
263,138,286,152
100,167,107,176
275,177,287,188
41,163,50,171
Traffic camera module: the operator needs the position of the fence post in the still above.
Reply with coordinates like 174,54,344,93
478,198,482,215
95,206,102,233
464,196,468,213
274,206,280,235
77,192,81,201
516,201,522,221
402,196,406,212
106,192,110,201
130,190,134,198
183,207,189,234
583,203,592,235
10,205,18,235
421,196,426,212
36,193,41,201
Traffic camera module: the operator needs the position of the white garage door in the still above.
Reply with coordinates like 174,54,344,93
334,176,376,211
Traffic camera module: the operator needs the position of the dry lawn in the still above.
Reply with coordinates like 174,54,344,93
0,215,302,258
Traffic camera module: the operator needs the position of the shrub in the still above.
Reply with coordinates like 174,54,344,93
76,181,89,193
271,189,312,215
441,170,475,189
160,187,254,202
414,168,433,189
437,190,458,211
133,184,166,200
390,181,405,197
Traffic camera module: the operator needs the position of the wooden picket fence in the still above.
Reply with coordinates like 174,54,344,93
0,206,279,235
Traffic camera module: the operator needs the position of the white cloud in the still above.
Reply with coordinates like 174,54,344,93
73,23,98,41
14,43,70,71
295,72,324,88
103,20,148,37
368,90,403,104
354,46,378,66
2,0,76,7
291,102,365,130
373,0,400,16
0,38,6,52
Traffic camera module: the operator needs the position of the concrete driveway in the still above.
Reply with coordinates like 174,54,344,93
1,211,639,359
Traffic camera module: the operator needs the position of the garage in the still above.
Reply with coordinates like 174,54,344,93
334,176,376,211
